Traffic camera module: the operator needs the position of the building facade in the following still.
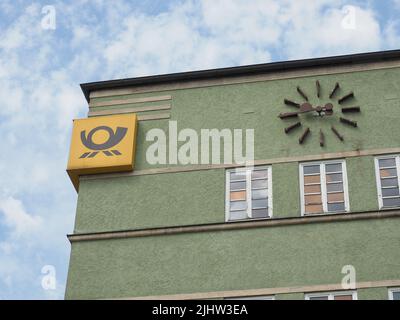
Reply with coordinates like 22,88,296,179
65,50,400,300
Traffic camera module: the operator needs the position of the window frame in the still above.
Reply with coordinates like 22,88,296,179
225,166,273,222
305,290,357,300
374,155,400,210
388,287,400,300
299,159,350,216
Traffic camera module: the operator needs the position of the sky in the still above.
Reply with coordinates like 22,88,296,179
0,0,399,300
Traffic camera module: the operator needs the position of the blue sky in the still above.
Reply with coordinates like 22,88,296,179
0,0,399,299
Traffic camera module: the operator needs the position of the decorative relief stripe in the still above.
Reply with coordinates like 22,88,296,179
116,279,400,300
80,147,400,181
89,95,172,108
137,113,170,121
68,210,400,242
89,60,400,99
88,112,170,121
88,104,171,117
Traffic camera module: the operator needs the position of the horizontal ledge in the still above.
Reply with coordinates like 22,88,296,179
68,209,400,243
80,147,400,181
117,279,400,300
88,104,171,117
89,95,172,107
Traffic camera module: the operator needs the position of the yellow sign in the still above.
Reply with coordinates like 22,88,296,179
67,113,138,191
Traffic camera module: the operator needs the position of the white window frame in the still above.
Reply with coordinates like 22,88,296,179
374,155,400,210
225,166,273,222
300,159,350,216
388,287,400,300
305,290,357,300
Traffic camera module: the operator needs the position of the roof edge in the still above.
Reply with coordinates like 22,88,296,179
80,49,400,102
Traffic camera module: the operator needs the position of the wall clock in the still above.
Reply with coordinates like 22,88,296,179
278,81,360,146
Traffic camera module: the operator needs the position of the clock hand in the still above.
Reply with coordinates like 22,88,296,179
279,103,316,118
299,102,315,113
278,111,299,119
301,102,334,114
279,102,334,119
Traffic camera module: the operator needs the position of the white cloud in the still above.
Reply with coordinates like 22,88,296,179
201,0,281,44
0,0,398,299
0,258,19,291
0,196,42,237
0,242,14,254
101,0,276,77
89,0,393,78
280,2,383,59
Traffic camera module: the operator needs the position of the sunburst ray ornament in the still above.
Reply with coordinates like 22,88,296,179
279,81,361,146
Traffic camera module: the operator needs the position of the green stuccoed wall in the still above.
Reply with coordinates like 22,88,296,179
74,154,380,233
66,65,400,299
65,217,400,299
125,67,400,171
75,169,225,233
357,287,389,300
346,156,379,212
74,67,400,233
271,162,301,219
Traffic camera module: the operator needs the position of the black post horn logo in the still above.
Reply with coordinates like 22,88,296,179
80,126,128,158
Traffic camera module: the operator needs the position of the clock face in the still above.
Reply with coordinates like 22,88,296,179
279,81,360,146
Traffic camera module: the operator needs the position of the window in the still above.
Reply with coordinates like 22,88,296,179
305,291,357,300
375,155,400,209
226,166,272,221
389,288,400,300
300,160,349,215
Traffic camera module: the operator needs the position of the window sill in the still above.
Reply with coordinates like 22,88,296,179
379,205,400,211
226,216,272,223
302,210,349,217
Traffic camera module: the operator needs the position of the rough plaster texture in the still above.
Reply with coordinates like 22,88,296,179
66,217,400,299
67,66,400,299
